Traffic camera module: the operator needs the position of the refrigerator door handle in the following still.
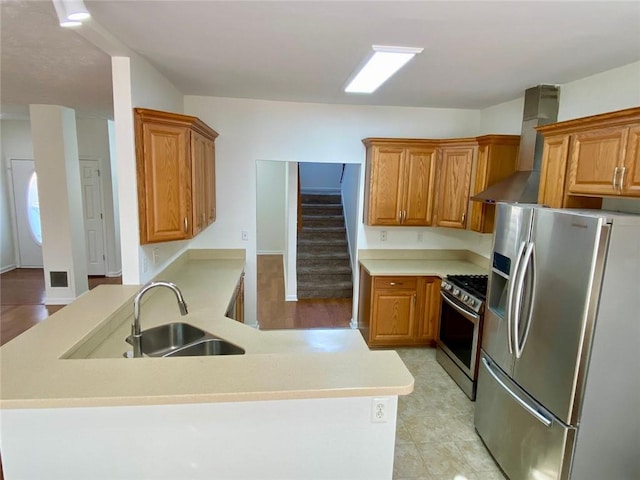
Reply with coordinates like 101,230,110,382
481,356,553,427
507,241,527,355
514,241,536,358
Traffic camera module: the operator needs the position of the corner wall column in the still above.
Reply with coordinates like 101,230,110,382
29,104,89,304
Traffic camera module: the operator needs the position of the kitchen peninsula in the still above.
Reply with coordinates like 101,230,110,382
0,249,413,480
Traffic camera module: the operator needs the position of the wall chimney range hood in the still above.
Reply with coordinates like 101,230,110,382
472,85,560,204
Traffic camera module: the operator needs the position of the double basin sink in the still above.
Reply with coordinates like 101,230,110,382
126,322,245,357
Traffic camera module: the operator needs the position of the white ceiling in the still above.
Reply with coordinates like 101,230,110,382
2,1,640,120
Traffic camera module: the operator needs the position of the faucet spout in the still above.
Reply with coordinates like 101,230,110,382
131,281,189,358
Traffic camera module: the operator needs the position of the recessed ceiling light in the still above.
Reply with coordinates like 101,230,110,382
52,0,91,28
345,45,423,94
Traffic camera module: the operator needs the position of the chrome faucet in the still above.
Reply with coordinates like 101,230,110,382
131,281,188,358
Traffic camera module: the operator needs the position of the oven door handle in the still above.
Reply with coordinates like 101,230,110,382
440,292,480,323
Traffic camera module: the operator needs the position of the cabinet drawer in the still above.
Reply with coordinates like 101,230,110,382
373,277,417,290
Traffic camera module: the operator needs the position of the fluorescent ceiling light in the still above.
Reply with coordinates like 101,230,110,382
345,45,423,94
52,0,91,28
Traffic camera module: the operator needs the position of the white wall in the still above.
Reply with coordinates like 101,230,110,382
1,395,397,480
558,61,640,121
342,163,361,273
111,53,186,285
184,95,481,324
30,105,88,304
299,163,343,193
0,120,33,272
256,160,286,254
0,118,121,276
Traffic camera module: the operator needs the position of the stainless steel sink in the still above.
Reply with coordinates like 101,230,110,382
164,338,245,357
125,322,244,357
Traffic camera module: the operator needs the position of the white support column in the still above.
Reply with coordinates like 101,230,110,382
29,105,88,304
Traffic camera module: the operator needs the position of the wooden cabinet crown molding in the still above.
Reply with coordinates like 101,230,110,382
536,107,640,136
134,108,219,140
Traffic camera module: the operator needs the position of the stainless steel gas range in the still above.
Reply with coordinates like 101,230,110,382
436,274,488,400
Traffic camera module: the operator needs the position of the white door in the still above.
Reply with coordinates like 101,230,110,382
9,159,43,267
80,160,106,275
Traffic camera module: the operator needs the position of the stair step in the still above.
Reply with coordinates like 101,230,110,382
297,249,349,259
298,230,346,241
298,272,352,284
297,263,352,275
302,205,343,216
298,237,347,246
297,281,353,299
301,194,341,205
301,218,345,229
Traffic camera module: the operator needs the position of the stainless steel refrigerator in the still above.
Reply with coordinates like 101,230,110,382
474,203,640,480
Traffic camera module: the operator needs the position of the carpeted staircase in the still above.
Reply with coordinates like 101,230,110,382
297,193,353,299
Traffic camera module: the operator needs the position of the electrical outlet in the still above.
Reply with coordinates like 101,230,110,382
142,256,149,273
153,248,160,264
380,230,387,242
371,397,388,423
241,230,249,241
417,231,424,242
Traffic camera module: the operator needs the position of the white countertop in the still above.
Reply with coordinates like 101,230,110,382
359,259,488,277
0,249,414,409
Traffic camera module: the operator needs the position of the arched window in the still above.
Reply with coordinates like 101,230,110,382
27,172,42,245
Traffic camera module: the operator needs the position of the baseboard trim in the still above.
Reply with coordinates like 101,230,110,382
285,294,298,301
0,264,17,274
257,250,285,255
44,297,76,305
106,270,122,278
350,318,358,329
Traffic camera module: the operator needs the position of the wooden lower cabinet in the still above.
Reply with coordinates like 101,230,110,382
225,273,245,323
358,267,441,347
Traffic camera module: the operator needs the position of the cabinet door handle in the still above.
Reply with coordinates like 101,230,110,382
402,210,407,223
389,282,403,286
619,166,626,191
183,217,188,233
461,213,466,224
397,211,402,223
612,167,619,190
413,294,417,305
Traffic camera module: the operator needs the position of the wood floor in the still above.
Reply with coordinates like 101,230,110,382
257,254,352,329
0,256,352,346
0,268,122,346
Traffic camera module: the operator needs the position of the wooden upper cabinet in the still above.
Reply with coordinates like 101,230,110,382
538,107,640,207
623,125,640,196
137,121,191,244
364,144,405,225
135,108,218,244
363,139,436,226
567,126,628,196
434,144,474,229
469,135,520,233
538,134,571,208
403,147,437,225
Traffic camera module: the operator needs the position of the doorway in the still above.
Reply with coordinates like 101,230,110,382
8,159,43,267
79,160,106,275
7,158,107,275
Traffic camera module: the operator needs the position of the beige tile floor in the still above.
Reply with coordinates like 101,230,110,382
393,348,507,480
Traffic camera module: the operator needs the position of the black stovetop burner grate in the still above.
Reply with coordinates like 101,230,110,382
446,274,488,300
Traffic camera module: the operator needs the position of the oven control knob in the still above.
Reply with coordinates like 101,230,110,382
463,294,469,301
453,288,460,296
469,299,476,307
444,283,451,291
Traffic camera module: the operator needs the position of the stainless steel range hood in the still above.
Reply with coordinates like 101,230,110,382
472,85,560,203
